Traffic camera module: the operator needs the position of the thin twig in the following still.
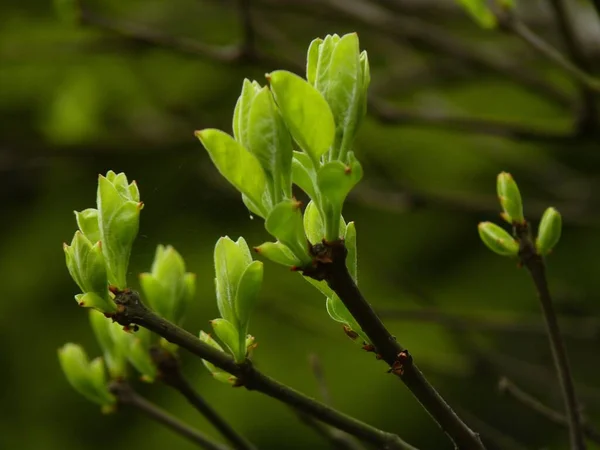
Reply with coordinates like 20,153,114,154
515,223,587,450
499,15,600,95
298,355,366,450
237,0,256,56
109,381,231,450
546,0,597,134
153,349,256,450
455,407,530,450
303,242,486,450
499,377,600,444
368,98,574,142
110,289,418,450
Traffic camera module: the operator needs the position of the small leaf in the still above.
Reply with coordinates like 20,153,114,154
306,38,323,86
456,0,497,29
265,200,312,265
536,207,562,256
196,129,268,216
211,319,242,362
235,261,263,337
497,172,524,224
317,154,363,240
75,208,100,243
292,151,318,201
253,241,301,267
267,70,335,165
233,79,262,147
248,86,293,200
345,222,357,283
199,331,237,385
304,200,325,245
478,222,519,256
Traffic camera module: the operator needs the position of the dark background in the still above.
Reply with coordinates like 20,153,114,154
1,1,599,449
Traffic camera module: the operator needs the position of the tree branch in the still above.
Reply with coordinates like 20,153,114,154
109,381,231,450
152,349,257,450
110,289,418,450
546,0,597,134
302,242,486,450
515,223,587,450
499,377,600,444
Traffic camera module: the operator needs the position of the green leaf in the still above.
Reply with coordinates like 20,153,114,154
235,261,263,337
89,310,128,379
304,200,325,245
96,173,142,289
306,38,323,86
124,328,157,382
497,172,525,224
140,245,195,325
317,154,363,240
214,237,252,327
267,70,335,165
478,222,519,256
75,208,100,243
456,0,497,29
58,344,115,407
196,129,269,216
248,86,294,201
265,200,312,265
292,151,318,201
345,222,357,283
199,332,236,384
211,319,242,362
536,207,562,256
253,241,301,267
233,79,262,147
319,33,363,161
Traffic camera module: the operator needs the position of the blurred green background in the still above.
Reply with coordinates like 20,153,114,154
1,0,599,449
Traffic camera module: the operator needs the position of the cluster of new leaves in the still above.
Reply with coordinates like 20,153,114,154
478,172,562,257
197,33,371,343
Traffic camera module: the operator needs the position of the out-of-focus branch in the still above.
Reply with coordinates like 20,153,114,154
110,381,232,450
455,407,530,450
368,98,574,142
546,0,598,134
499,377,600,444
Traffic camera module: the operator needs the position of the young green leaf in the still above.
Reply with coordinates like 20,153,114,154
456,0,497,29
304,200,325,245
97,172,142,289
196,129,269,217
253,241,302,267
89,310,128,379
265,199,312,265
317,154,363,240
497,172,525,224
75,208,101,243
478,222,519,256
58,344,115,407
248,86,294,200
199,331,236,384
345,221,357,283
232,79,262,147
292,151,319,201
306,37,323,86
211,319,242,362
235,261,264,338
267,70,335,166
536,207,562,256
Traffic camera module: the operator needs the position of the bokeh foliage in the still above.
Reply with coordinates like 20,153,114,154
1,0,600,449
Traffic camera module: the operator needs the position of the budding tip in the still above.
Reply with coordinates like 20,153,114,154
252,246,260,253
193,130,203,139
291,197,303,209
265,73,272,82
344,166,352,174
290,265,299,272
78,301,85,307
108,285,120,295
137,202,144,210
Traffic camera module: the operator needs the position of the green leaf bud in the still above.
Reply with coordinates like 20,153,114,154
265,199,312,265
210,318,242,362
58,343,115,407
536,207,562,256
64,231,113,312
139,245,196,325
345,222,358,283
199,331,237,385
304,200,325,245
253,241,302,267
111,326,157,382
89,310,128,379
478,222,519,256
291,151,318,201
196,129,270,218
497,172,524,225
75,208,101,243
267,70,335,167
317,153,363,241
97,171,142,289
307,33,369,162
